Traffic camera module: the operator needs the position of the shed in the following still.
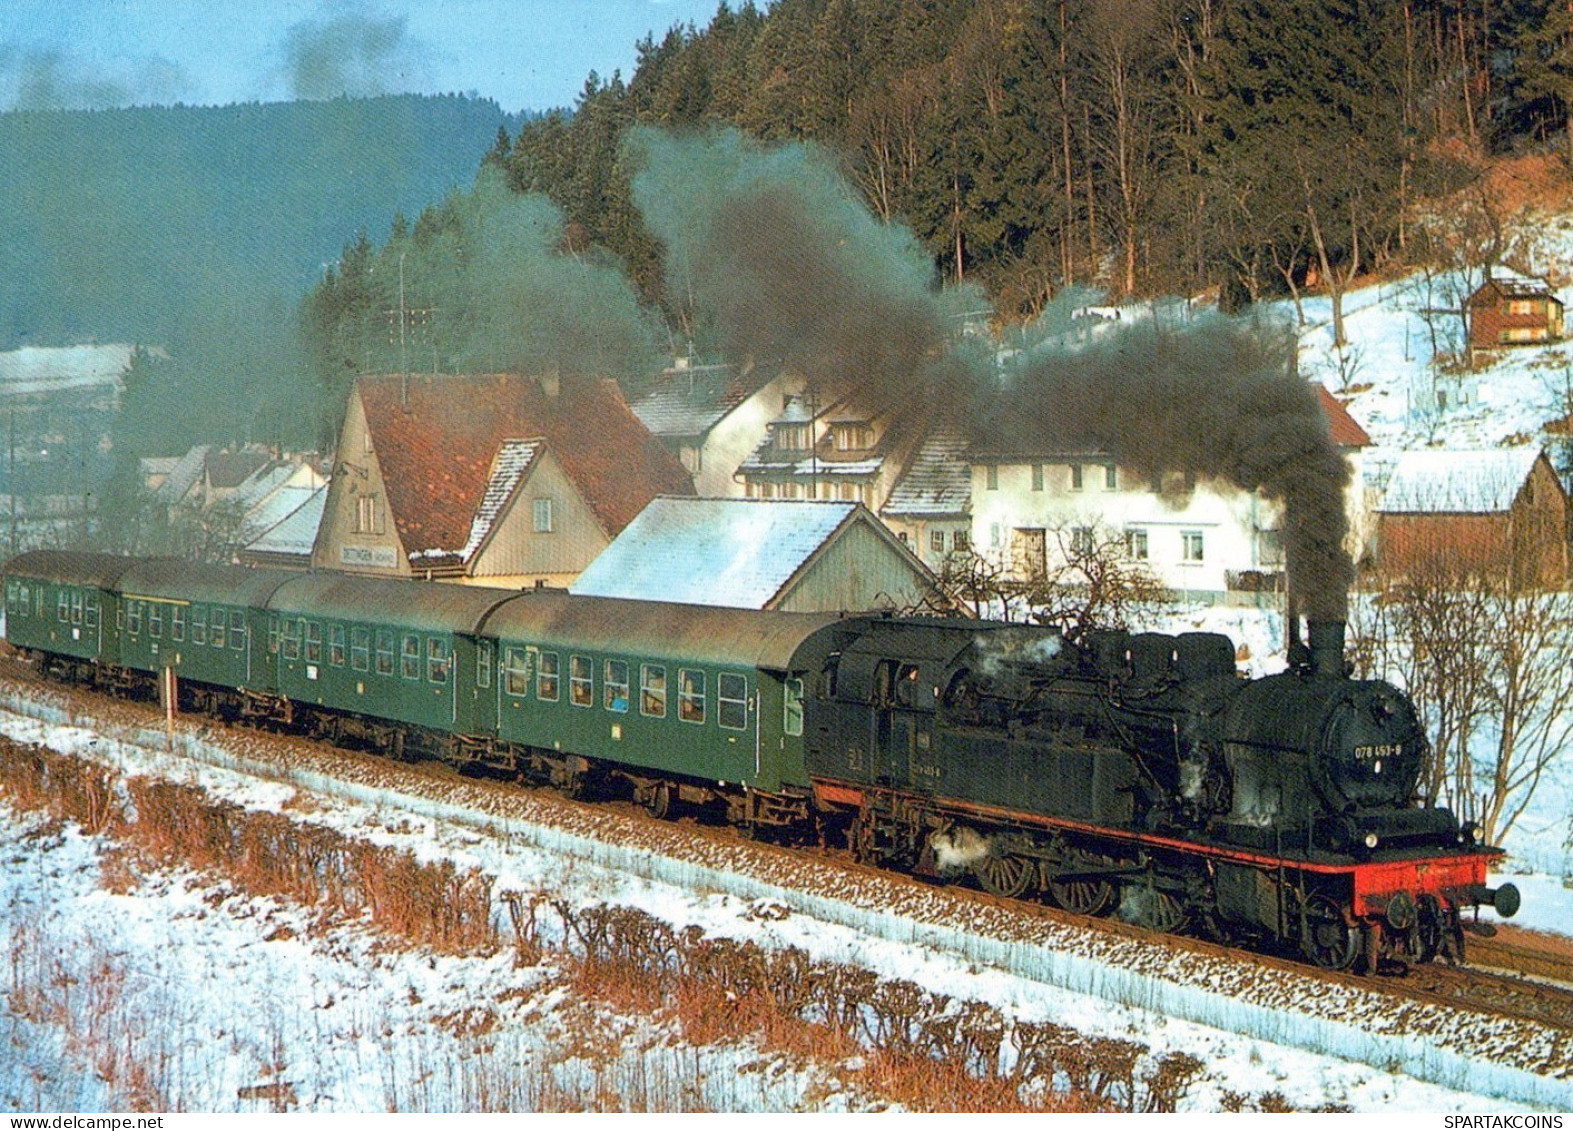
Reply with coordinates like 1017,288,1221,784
569,496,954,614
1375,447,1568,586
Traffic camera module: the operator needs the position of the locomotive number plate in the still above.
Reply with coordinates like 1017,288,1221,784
1353,743,1400,762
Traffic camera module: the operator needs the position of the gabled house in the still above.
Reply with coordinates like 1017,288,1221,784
1467,271,1565,355
965,384,1371,603
312,373,694,586
570,496,951,613
239,486,328,570
629,360,803,496
1374,446,1568,587
736,395,922,510
880,426,973,570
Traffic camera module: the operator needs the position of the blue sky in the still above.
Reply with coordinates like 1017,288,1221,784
0,0,734,114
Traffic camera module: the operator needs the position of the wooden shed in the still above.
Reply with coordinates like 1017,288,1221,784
1375,447,1568,587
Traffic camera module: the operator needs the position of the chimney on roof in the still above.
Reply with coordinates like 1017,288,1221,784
539,366,561,399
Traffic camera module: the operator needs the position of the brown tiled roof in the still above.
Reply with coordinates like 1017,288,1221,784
358,374,695,557
1316,385,1371,448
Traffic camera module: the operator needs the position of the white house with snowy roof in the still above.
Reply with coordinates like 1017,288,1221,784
629,360,804,496
570,496,952,613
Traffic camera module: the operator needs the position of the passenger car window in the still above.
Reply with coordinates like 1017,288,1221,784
401,635,420,680
679,669,705,724
784,679,804,737
641,665,666,718
375,630,394,675
570,655,593,706
329,624,346,666
427,637,451,683
537,650,559,701
350,627,370,671
604,660,629,712
503,648,531,697
719,673,748,731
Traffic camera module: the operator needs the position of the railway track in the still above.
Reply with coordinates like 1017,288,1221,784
3,656,1573,1090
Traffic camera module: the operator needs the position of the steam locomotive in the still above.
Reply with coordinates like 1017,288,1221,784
2,550,1517,972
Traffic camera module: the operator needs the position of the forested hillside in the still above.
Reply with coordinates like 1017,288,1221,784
490,0,1573,319
0,94,508,453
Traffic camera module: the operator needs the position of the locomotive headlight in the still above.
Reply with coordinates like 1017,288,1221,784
1460,821,1484,845
1363,832,1380,849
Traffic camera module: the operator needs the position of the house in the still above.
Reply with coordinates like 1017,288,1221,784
1374,447,1568,587
570,496,951,613
312,373,694,586
1467,271,1564,355
964,384,1372,603
880,426,973,571
736,395,923,511
629,359,803,496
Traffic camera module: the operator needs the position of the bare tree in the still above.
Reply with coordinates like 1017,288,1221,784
1352,473,1573,844
939,522,1173,638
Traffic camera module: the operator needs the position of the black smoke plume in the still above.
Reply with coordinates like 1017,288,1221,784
998,299,1354,621
281,7,424,100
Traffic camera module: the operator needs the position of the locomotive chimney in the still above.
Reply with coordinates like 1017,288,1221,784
1307,619,1349,679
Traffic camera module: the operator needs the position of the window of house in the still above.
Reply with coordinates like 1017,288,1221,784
1070,464,1084,490
834,423,874,451
355,495,380,535
1182,530,1205,562
375,629,394,675
570,655,593,706
930,529,945,554
170,605,185,642
784,678,804,737
537,650,559,701
776,423,811,450
1031,463,1044,491
641,664,667,717
427,638,450,683
1071,526,1095,556
329,624,346,666
1125,528,1149,560
953,529,970,552
477,641,493,689
401,634,420,679
718,673,748,731
985,465,998,491
305,620,322,663
1105,465,1118,489
989,522,1003,549
533,498,554,533
604,660,629,712
351,627,370,671
503,648,530,697
679,669,706,723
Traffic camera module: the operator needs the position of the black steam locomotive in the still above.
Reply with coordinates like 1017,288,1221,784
4,551,1517,972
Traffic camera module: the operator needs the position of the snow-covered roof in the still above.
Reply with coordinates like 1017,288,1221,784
629,363,762,438
244,486,326,558
0,344,151,395
882,427,971,518
570,497,863,609
154,445,212,504
457,438,542,563
1377,447,1544,514
1473,270,1560,302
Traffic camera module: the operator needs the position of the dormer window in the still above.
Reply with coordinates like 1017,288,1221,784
775,423,812,450
833,423,874,452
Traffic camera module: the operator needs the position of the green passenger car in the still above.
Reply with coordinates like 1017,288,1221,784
482,591,844,792
114,559,297,693
264,573,517,735
2,550,132,668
